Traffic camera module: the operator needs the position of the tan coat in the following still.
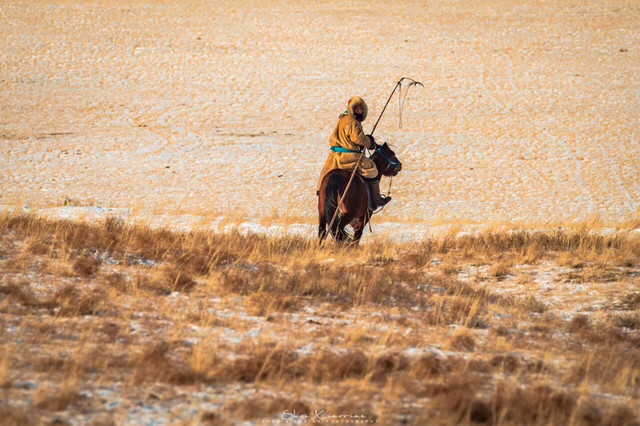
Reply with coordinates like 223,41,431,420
317,97,378,191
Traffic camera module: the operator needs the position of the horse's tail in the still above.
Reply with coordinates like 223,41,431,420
324,173,343,237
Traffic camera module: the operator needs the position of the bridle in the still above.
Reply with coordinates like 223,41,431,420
372,146,400,174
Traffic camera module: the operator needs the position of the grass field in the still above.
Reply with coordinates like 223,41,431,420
1,212,639,425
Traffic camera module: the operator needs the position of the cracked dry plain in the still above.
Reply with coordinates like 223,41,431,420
1,0,639,224
1,215,639,425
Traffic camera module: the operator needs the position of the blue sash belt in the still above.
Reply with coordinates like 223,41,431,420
330,146,361,154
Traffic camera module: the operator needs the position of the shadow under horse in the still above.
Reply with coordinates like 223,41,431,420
318,142,402,244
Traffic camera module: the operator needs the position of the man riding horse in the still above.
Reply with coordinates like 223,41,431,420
317,97,391,209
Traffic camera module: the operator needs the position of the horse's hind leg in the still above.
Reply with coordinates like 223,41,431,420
318,189,328,243
318,226,328,242
318,216,328,242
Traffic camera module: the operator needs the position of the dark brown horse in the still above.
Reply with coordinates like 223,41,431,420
318,143,402,244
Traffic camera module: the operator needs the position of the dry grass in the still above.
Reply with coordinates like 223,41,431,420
0,213,639,424
488,259,513,280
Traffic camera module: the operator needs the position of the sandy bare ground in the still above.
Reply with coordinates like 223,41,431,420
1,0,639,228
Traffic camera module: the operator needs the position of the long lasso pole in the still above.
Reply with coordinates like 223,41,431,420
370,77,404,135
325,78,423,240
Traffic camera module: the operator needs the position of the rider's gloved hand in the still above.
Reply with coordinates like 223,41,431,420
367,134,377,149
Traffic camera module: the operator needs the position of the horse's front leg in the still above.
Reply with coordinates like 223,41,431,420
334,224,349,242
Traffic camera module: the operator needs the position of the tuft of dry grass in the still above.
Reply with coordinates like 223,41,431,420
518,295,547,314
34,386,83,411
522,240,544,264
0,279,105,316
0,347,12,389
0,404,34,426
557,251,585,269
491,382,577,425
72,255,101,277
488,259,513,280
612,292,640,311
448,330,476,352
613,314,640,330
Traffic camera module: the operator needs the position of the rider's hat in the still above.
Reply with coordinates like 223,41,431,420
347,97,368,121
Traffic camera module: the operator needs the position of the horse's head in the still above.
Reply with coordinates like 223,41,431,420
371,142,402,177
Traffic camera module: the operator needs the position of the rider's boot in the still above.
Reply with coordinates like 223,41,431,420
367,179,391,209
